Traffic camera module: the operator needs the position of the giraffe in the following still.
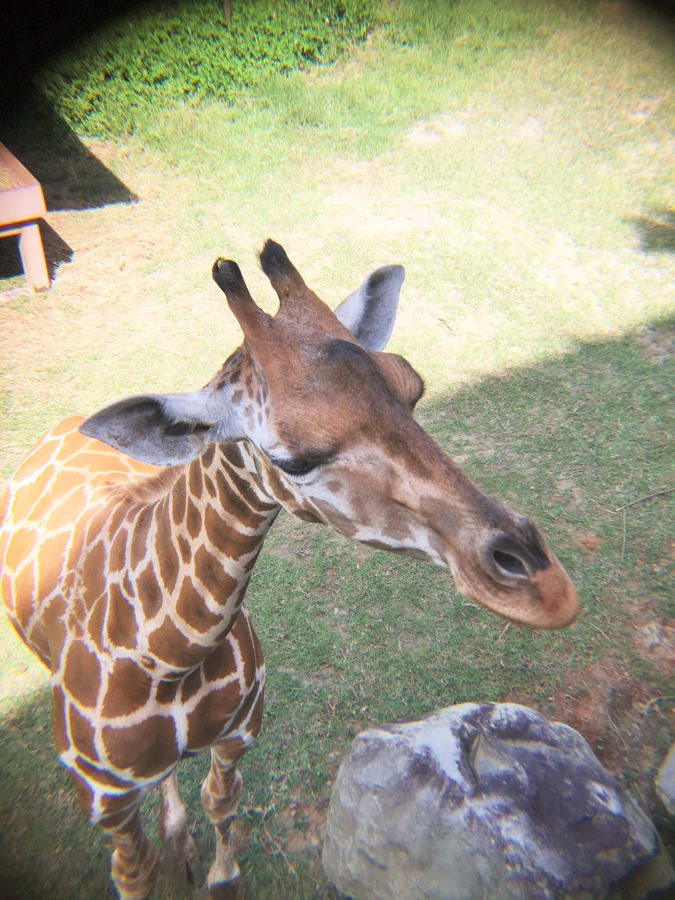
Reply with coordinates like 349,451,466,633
0,240,578,899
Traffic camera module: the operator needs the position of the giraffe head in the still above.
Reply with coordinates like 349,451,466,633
81,240,578,629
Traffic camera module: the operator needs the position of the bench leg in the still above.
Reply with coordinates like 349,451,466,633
18,222,49,291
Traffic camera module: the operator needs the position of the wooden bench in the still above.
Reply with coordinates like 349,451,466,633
0,142,49,291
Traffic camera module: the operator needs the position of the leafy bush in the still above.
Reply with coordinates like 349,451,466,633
37,0,378,136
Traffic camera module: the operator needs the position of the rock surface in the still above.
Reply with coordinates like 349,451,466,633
322,703,674,900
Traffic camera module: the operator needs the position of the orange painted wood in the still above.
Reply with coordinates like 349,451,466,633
0,142,46,224
0,141,49,290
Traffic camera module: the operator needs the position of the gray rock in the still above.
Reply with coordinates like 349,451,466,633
322,703,674,900
656,743,675,816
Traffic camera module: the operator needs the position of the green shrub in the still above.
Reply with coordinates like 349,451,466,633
37,0,379,136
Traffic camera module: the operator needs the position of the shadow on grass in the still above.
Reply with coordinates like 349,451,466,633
0,220,74,284
0,1,148,111
1,321,673,898
0,684,114,900
629,209,675,254
3,89,137,212
1,89,135,290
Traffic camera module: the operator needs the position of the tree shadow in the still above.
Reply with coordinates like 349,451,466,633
0,1,147,114
0,321,672,897
3,90,137,213
628,209,675,254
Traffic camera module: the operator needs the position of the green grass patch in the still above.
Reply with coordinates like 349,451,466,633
37,0,380,136
31,0,597,142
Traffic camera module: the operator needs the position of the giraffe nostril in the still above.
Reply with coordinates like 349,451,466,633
484,533,543,582
492,548,528,578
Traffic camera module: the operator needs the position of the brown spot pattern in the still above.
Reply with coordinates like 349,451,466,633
180,666,203,703
147,616,205,668
130,505,153,570
109,529,128,574
203,638,236,682
102,659,153,717
155,679,179,704
188,461,203,500
69,703,98,758
177,533,192,563
106,584,139,649
103,715,179,776
176,574,223,632
186,682,242,750
186,498,202,539
63,642,101,707
136,562,163,619
171,476,187,525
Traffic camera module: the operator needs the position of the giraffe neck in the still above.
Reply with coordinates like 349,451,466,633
107,441,279,676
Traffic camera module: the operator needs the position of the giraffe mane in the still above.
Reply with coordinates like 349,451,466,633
106,464,184,505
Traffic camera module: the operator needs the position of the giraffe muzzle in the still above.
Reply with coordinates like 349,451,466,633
466,526,579,629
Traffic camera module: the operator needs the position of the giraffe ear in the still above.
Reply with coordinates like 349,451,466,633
79,392,224,466
333,265,405,351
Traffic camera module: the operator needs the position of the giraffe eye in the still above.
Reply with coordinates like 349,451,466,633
272,457,320,477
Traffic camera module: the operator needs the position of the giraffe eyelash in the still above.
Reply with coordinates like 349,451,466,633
268,446,337,480
270,456,321,478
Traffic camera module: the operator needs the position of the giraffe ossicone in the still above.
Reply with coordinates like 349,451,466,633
1,239,578,899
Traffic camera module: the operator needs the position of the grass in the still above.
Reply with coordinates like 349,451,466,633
1,0,674,897
36,0,380,137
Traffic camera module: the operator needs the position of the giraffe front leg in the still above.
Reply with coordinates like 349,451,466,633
201,737,249,900
159,769,204,888
109,810,160,900
69,769,158,899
